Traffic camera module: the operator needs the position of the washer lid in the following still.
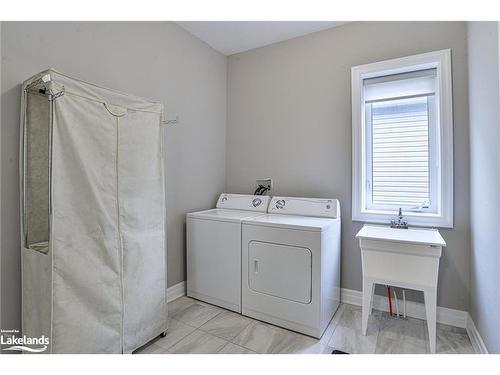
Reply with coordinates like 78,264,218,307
242,214,338,232
216,193,270,212
188,209,267,223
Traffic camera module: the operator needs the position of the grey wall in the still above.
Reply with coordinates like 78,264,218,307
227,21,470,310
467,22,500,354
0,22,227,332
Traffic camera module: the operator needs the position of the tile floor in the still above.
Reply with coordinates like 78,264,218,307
134,296,476,354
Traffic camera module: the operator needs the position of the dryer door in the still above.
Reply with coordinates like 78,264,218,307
248,241,312,304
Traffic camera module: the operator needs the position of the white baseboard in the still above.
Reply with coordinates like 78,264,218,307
167,281,186,302
466,313,489,354
341,288,468,328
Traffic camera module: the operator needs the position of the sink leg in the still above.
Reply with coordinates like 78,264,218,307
362,280,375,335
424,288,437,353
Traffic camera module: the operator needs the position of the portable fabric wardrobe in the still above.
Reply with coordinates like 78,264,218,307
20,69,168,353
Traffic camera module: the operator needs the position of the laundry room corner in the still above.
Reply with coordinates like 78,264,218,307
0,21,228,338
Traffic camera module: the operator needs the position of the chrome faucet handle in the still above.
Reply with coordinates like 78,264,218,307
390,208,408,229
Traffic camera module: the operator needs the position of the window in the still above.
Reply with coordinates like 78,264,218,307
351,50,453,227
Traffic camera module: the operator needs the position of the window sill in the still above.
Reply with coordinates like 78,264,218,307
352,210,453,229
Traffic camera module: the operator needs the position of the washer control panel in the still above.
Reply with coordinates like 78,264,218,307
252,197,263,207
216,193,270,212
268,196,340,218
274,199,286,209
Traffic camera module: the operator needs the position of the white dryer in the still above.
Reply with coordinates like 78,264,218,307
187,193,270,312
241,196,341,338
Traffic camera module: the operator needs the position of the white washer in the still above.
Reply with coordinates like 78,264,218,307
241,196,341,338
187,193,271,312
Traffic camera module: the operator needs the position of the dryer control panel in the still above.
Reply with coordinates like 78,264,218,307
216,193,270,212
268,196,340,218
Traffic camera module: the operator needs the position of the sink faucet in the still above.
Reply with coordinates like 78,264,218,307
390,208,408,229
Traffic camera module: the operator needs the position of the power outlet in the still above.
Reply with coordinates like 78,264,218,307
255,178,273,193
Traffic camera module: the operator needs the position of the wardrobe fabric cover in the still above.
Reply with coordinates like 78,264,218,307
20,70,167,353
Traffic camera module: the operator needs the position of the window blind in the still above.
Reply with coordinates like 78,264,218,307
364,68,436,102
364,69,436,209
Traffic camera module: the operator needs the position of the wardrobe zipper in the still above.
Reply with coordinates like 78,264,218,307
48,94,55,353
115,116,125,353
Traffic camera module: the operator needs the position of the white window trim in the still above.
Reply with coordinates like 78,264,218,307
351,49,454,228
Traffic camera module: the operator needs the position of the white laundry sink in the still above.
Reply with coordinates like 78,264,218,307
356,224,446,248
356,224,446,353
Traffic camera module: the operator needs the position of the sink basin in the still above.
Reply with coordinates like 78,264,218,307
356,224,446,247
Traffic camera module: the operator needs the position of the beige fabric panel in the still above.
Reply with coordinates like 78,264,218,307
117,110,167,353
22,248,52,353
51,94,122,353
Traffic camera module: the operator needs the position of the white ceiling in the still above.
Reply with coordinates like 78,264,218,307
176,21,347,55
